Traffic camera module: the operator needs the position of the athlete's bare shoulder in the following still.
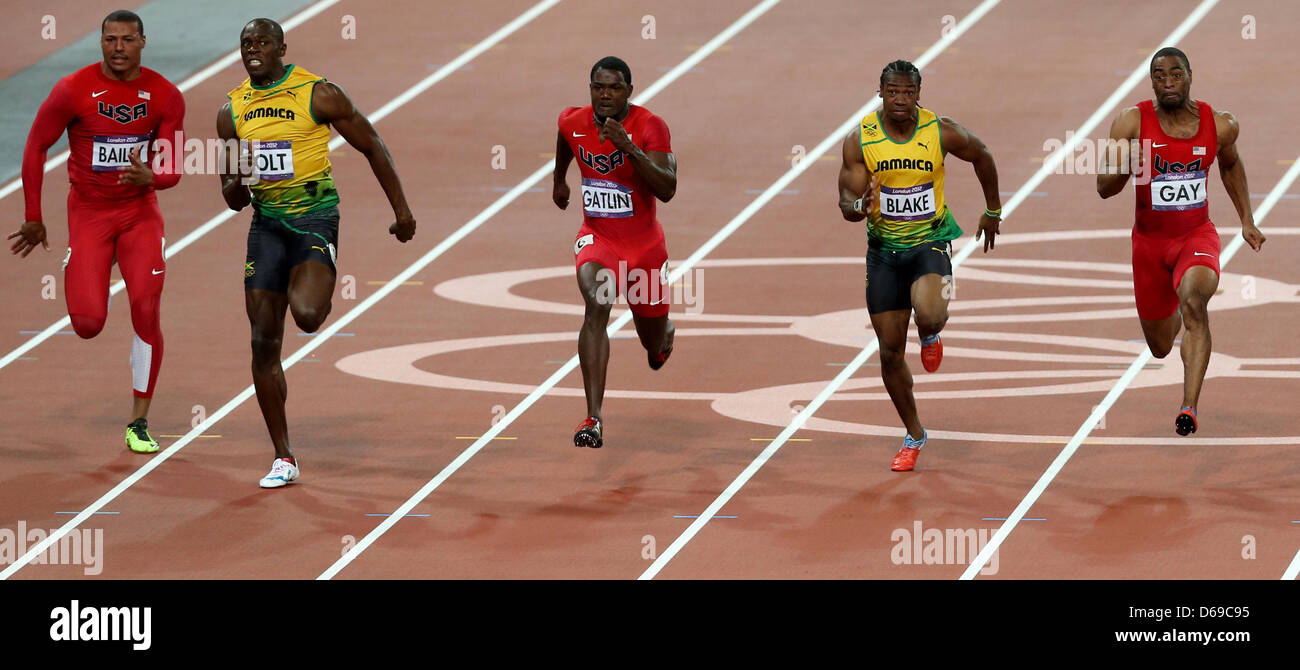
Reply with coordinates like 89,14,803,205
842,127,864,165
1116,105,1141,120
852,114,873,143
937,115,974,153
1108,106,1141,139
1213,108,1240,145
936,114,962,135
312,79,346,99
310,80,354,123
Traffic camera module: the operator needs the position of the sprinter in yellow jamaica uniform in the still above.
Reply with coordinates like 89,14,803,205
838,60,1003,473
217,18,417,489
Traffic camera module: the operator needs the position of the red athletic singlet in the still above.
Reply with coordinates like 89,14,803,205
557,104,671,243
1134,99,1217,237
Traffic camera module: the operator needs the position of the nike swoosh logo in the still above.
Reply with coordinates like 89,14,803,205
1193,252,1213,257
1152,143,1168,148
92,91,108,98
572,132,586,137
151,268,164,275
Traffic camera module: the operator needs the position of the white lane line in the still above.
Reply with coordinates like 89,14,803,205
0,0,774,582
1282,541,1300,580
0,0,563,372
988,0,1216,245
316,0,786,581
0,0,572,580
636,0,1003,581
0,0,343,204
962,151,1298,580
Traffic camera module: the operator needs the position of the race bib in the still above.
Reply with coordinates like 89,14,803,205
1151,171,1207,211
879,182,937,221
251,140,294,182
91,134,151,172
581,177,634,219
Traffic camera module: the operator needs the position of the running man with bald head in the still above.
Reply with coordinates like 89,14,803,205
217,18,417,487
1098,47,1264,436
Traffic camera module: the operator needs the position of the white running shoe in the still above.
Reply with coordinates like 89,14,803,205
259,458,299,488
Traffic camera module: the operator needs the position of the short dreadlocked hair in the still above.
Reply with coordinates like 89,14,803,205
880,59,921,90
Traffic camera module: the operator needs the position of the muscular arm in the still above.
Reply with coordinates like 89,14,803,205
601,117,676,202
216,102,251,211
1216,110,1264,251
940,116,1001,211
21,79,76,223
1097,107,1140,199
552,130,573,209
838,129,871,222
941,116,1001,251
626,147,676,202
312,81,415,241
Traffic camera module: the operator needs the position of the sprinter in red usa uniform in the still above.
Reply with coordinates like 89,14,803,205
553,56,677,449
1098,47,1264,436
9,10,184,453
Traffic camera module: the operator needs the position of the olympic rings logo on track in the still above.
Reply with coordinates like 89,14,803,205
337,228,1300,446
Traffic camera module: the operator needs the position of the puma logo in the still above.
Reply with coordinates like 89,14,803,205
311,243,338,264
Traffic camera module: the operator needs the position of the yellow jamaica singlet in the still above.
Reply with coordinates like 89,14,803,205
860,106,962,250
228,64,338,218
